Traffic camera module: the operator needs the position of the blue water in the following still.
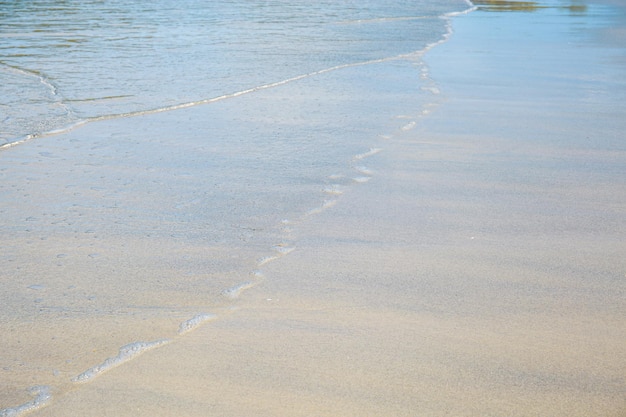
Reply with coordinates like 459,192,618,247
0,0,470,145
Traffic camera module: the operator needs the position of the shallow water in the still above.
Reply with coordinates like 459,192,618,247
1,0,473,413
0,0,468,145
2,0,626,415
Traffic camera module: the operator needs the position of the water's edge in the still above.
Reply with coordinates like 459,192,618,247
0,2,475,415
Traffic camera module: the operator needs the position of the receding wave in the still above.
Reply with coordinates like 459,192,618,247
71,340,170,383
0,1,476,415
1,44,454,151
0,0,475,150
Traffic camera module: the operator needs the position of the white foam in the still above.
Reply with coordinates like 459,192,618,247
353,148,382,160
421,86,440,95
0,386,51,417
272,244,295,255
339,15,431,25
250,270,265,278
353,176,371,183
178,313,216,335
72,340,170,383
307,199,338,215
257,255,279,266
401,121,417,131
354,165,374,175
1,0,477,153
323,184,344,195
221,281,256,299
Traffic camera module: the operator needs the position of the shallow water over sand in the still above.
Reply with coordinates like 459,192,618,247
2,0,626,415
0,0,467,145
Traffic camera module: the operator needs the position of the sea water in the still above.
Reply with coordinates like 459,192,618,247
0,0,473,414
1,0,470,146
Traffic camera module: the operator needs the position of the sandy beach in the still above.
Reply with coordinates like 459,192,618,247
2,1,626,416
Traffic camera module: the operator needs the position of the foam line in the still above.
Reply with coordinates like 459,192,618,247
323,184,344,195
0,386,51,417
250,270,265,279
272,244,295,256
72,340,170,383
306,199,338,216
338,15,433,25
221,281,256,299
178,313,216,335
0,63,64,105
257,255,279,266
401,121,416,131
447,1,478,17
0,62,79,150
84,52,427,124
1,32,465,151
354,165,374,175
354,148,382,160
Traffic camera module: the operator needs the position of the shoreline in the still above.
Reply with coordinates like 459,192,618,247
3,1,626,415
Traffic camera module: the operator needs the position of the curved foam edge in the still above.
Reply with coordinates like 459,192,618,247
0,10,471,153
178,313,216,335
307,199,338,216
221,281,256,299
323,184,344,195
354,147,382,160
0,386,52,417
257,255,279,266
272,244,295,256
71,340,170,383
354,165,374,176
401,121,417,131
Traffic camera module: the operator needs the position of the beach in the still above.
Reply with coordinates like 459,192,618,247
2,0,626,416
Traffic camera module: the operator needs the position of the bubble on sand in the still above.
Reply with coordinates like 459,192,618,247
421,86,440,95
178,313,216,335
257,255,279,266
401,121,416,131
72,340,170,383
272,244,295,255
0,386,51,417
323,184,344,195
221,281,256,299
354,148,382,160
250,270,265,279
354,165,373,175
307,199,337,215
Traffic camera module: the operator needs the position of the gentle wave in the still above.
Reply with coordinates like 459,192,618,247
71,340,170,383
0,1,476,415
2,49,442,151
0,0,474,149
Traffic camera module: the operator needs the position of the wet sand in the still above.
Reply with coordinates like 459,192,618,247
7,1,626,416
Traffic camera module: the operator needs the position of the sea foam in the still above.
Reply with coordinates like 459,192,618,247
72,340,170,383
